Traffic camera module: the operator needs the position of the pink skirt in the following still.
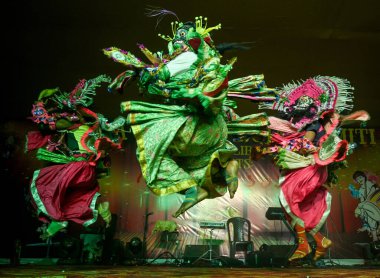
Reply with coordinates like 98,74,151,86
279,164,330,232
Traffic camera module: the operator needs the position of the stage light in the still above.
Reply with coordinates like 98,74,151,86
129,237,142,255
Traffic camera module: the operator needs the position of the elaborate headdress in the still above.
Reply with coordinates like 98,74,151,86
31,75,111,129
259,76,354,129
158,16,221,42
157,16,221,53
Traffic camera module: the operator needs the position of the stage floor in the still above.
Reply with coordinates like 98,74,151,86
0,265,379,278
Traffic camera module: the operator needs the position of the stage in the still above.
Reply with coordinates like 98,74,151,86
0,264,379,278
2,1,380,277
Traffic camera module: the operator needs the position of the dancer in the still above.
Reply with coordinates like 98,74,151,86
255,76,370,261
26,75,125,238
104,16,272,217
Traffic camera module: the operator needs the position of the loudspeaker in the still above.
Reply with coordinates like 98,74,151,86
218,255,245,267
183,244,220,263
247,244,295,267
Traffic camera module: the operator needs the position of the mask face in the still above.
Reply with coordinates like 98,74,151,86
172,22,196,51
293,95,314,111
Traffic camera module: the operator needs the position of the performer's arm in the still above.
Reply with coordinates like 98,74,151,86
304,130,316,142
140,52,197,88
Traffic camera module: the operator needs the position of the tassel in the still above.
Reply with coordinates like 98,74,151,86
145,5,179,28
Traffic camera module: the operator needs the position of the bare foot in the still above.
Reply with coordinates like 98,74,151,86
172,187,209,218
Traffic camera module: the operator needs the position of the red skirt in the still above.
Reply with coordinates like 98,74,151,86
30,161,100,226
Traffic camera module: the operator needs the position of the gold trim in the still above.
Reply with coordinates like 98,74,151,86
150,179,197,196
132,124,148,178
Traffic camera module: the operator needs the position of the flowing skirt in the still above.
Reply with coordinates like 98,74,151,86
122,101,269,198
30,161,100,227
279,164,331,233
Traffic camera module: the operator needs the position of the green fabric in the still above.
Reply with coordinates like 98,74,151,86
228,75,265,91
38,88,60,101
226,112,270,137
103,47,146,68
122,100,238,198
46,221,68,236
108,70,136,92
30,169,49,216
70,125,91,153
276,148,315,169
152,220,177,233
142,49,232,117
109,26,272,201
183,186,198,203
83,192,101,227
36,148,87,164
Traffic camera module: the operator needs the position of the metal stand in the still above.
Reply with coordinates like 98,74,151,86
279,214,298,260
192,229,221,266
148,231,180,265
321,219,339,266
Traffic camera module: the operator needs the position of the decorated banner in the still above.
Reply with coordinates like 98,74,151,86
93,127,379,260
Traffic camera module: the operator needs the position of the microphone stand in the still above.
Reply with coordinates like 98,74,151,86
142,211,153,264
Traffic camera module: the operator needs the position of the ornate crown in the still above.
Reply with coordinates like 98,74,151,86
158,16,221,42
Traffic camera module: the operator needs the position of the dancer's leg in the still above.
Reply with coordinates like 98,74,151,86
312,231,332,261
172,186,209,218
41,221,68,240
289,224,312,261
225,160,239,199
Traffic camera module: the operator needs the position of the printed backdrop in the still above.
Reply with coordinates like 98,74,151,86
101,127,380,259
1,122,379,260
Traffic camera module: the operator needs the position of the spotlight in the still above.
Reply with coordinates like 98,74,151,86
128,237,142,255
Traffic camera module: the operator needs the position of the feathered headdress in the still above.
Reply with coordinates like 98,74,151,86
259,76,354,129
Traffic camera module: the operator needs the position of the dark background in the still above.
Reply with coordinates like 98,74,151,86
1,0,379,260
3,0,380,123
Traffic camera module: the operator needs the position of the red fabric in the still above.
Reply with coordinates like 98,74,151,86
203,77,229,97
341,110,370,122
203,36,212,46
188,38,201,52
32,161,99,225
271,131,307,145
26,131,51,152
281,164,328,231
268,116,299,134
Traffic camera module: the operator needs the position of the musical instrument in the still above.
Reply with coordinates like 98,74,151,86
265,207,285,220
199,221,226,229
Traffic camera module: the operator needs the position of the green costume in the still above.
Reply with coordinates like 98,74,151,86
104,17,271,215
